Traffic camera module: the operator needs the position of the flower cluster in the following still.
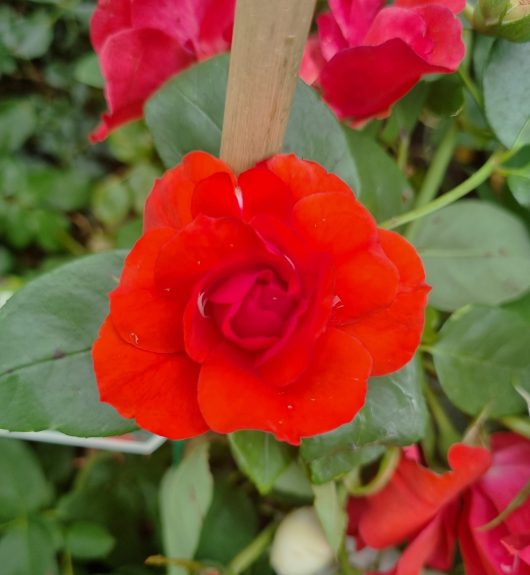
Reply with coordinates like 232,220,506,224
348,433,530,575
301,0,466,123
92,152,429,444
90,0,466,138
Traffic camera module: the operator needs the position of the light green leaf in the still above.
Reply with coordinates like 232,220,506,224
65,521,115,560
0,519,57,575
0,9,53,60
0,439,52,522
160,442,214,575
313,482,346,554
413,200,530,311
92,176,131,228
484,40,530,149
74,54,104,89
432,305,530,417
229,431,293,495
145,55,357,189
0,251,136,437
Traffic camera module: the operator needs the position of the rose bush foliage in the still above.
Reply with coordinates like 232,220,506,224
92,152,429,444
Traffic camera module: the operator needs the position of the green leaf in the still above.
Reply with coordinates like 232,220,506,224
74,54,104,89
160,442,214,575
301,359,426,478
344,129,413,222
312,482,346,554
196,477,259,564
0,519,57,575
27,168,90,212
92,176,131,228
0,9,53,60
0,439,52,521
65,521,115,560
0,251,135,437
108,121,154,165
426,75,464,117
432,304,530,417
229,431,293,495
484,40,530,149
145,55,357,189
506,147,530,210
272,462,314,501
126,163,162,214
413,200,530,311
0,100,36,154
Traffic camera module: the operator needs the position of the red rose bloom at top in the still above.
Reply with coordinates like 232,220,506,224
301,0,466,123
92,152,429,444
89,0,235,142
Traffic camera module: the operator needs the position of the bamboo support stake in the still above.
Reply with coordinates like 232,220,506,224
220,0,317,173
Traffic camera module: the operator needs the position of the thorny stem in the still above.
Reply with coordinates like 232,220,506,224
380,149,516,230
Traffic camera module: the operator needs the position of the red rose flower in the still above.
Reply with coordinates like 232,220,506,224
349,434,530,575
89,0,235,142
92,152,429,444
301,0,466,123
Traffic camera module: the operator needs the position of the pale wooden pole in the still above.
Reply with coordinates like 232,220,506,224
220,0,317,173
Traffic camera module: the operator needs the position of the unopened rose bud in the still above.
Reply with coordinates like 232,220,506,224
270,508,335,575
474,0,530,41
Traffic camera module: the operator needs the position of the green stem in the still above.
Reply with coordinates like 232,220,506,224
397,133,410,173
338,542,361,575
227,521,278,575
479,480,530,531
459,68,483,109
406,121,458,240
422,377,460,451
345,447,400,496
381,150,512,230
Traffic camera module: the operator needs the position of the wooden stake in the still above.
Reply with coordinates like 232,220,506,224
220,0,317,173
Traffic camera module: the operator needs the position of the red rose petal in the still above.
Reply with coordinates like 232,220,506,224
239,167,293,221
155,215,265,290
359,444,492,548
319,38,438,122
266,154,354,201
328,0,385,46
341,230,429,375
90,0,132,54
110,228,187,354
412,5,465,70
93,318,208,439
144,152,235,231
198,328,371,445
90,28,194,143
395,0,465,14
191,172,241,219
335,245,399,318
292,192,377,260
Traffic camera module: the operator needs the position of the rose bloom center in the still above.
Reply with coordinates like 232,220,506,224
203,266,298,352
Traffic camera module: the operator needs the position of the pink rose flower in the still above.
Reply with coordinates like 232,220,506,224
89,0,235,142
301,0,466,124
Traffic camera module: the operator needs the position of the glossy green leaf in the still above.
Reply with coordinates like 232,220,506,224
65,521,115,560
506,147,530,210
344,129,413,221
0,439,52,521
432,305,530,417
160,442,213,575
229,431,293,495
413,200,530,311
313,482,347,554
0,251,135,437
272,462,314,501
301,359,426,479
484,40,530,149
196,477,258,564
0,519,57,575
145,55,357,189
